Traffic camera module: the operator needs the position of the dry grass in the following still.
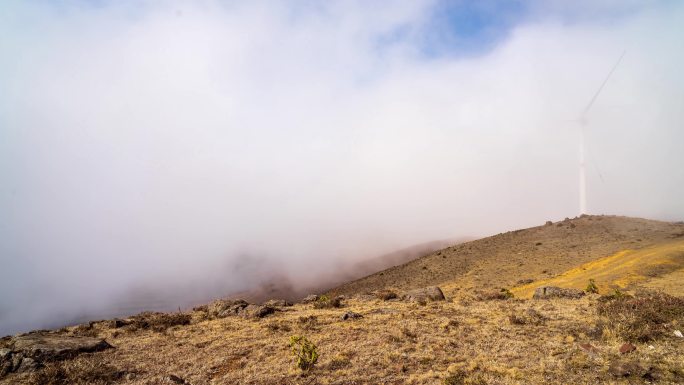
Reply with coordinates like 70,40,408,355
4,292,684,385
597,290,684,342
510,240,684,298
27,359,126,385
3,216,684,384
127,312,192,332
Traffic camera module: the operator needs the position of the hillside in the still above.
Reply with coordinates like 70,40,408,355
327,215,684,299
1,215,683,385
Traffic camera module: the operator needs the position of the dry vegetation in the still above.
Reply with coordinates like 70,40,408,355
2,215,684,384
328,215,684,299
3,290,683,385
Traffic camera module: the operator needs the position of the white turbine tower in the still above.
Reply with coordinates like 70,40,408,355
577,51,625,215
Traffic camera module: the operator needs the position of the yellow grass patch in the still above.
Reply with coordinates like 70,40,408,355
510,240,684,298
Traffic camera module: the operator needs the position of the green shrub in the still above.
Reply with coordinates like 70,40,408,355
289,335,318,371
585,279,599,294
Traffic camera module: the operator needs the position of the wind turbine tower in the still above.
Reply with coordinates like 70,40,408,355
577,51,625,215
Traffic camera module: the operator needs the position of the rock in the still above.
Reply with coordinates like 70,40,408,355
0,349,11,361
11,354,22,371
0,349,12,377
532,286,585,300
578,343,599,353
106,318,132,329
302,294,319,303
609,360,642,377
263,299,292,307
241,305,276,318
545,221,553,226
340,312,363,321
517,278,534,285
10,333,112,362
403,286,446,302
15,357,40,373
674,330,683,338
619,343,636,354
208,299,249,318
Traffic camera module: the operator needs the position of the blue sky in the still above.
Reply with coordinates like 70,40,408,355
8,0,677,60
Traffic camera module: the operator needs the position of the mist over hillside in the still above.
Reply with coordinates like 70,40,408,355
1,1,684,336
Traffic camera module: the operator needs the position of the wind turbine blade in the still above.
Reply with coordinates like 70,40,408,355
582,50,626,117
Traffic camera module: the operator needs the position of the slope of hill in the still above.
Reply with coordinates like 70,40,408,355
327,215,684,299
2,215,683,385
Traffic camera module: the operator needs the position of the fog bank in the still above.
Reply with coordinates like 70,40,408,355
1,1,683,335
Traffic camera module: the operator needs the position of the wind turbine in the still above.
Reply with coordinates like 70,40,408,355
576,50,625,215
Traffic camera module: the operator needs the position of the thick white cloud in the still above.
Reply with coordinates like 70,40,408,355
1,0,683,334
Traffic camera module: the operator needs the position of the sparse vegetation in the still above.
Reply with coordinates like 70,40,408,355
312,295,342,309
3,216,684,385
585,278,599,294
597,290,684,341
443,369,487,385
289,336,318,371
28,360,125,385
477,288,514,300
508,308,545,326
128,312,191,332
375,289,398,301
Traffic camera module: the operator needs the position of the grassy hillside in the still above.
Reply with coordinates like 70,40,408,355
511,240,684,298
328,215,684,299
2,215,683,385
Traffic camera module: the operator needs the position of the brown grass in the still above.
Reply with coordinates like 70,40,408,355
597,290,684,342
127,312,192,333
27,359,125,385
5,291,683,385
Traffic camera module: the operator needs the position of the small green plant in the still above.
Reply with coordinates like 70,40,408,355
585,279,599,294
289,335,318,371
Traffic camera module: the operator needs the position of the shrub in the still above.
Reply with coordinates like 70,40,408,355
129,312,191,332
289,335,318,371
585,279,599,294
597,290,684,342
264,321,291,333
477,288,514,301
28,360,125,385
598,288,632,302
375,290,398,301
312,295,343,309
508,308,545,326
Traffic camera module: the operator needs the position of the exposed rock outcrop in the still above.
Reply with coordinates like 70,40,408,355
403,286,446,302
0,333,112,377
532,286,585,300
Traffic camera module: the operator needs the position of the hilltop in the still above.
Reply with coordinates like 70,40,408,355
1,215,683,385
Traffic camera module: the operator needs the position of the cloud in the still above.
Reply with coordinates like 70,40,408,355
1,0,683,334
